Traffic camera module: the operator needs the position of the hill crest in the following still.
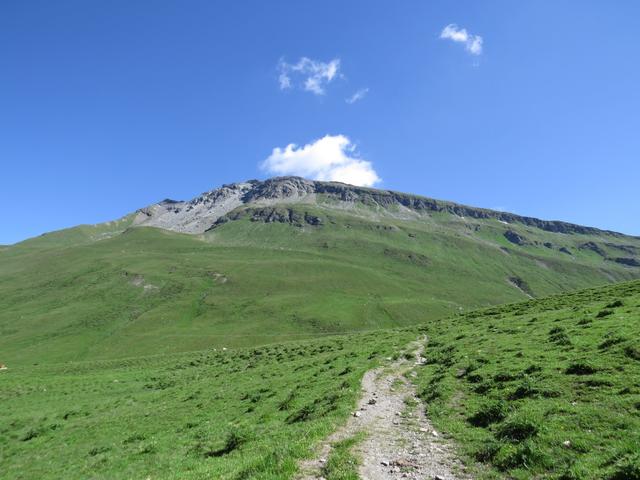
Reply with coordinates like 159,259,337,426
132,176,629,237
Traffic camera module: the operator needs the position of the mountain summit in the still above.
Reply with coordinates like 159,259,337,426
133,176,623,237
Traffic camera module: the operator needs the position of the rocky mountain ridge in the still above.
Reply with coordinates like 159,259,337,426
132,176,632,238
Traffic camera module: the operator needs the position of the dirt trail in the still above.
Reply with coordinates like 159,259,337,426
297,338,469,480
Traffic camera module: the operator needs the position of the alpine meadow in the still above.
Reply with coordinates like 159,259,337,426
1,178,639,479
2,2,640,480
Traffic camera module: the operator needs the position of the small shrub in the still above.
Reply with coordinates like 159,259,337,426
548,326,572,345
474,382,493,394
493,372,516,382
580,378,613,387
123,433,146,444
88,446,110,456
321,392,341,413
429,371,446,385
419,384,441,402
524,364,542,374
509,378,541,399
278,391,296,411
599,334,626,350
466,373,483,384
144,377,176,390
624,345,640,361
286,404,315,424
205,429,248,457
497,412,540,441
20,428,42,442
565,362,598,375
493,440,548,471
62,410,80,420
468,400,509,427
474,441,501,462
606,300,624,309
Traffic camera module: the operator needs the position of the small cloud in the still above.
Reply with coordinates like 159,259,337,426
277,57,341,95
260,134,380,187
278,72,291,90
345,88,369,104
440,24,483,55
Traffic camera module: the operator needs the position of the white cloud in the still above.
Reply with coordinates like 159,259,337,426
440,24,483,55
261,134,381,187
277,57,341,95
345,88,369,104
278,72,291,90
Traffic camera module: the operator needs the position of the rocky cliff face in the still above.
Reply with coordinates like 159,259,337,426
132,177,328,233
132,176,628,237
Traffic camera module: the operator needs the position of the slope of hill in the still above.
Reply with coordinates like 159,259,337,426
415,279,640,479
0,326,419,480
1,281,638,479
1,177,639,363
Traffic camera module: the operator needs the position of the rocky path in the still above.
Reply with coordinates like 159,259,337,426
297,339,470,480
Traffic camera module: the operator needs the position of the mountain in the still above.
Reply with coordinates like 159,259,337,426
2,177,640,479
132,176,631,237
1,177,639,364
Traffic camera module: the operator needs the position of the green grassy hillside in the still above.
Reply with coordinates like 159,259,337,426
0,328,418,480
1,200,639,364
1,281,638,479
415,280,640,479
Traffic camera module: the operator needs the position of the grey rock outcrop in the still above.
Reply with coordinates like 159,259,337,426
579,241,607,257
613,257,640,267
504,230,528,246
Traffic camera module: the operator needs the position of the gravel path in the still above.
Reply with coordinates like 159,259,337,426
297,339,470,480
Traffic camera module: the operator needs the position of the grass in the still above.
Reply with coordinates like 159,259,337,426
0,328,418,479
1,279,639,478
414,280,640,480
322,434,365,480
1,201,639,364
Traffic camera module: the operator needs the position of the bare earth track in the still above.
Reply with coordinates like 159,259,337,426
297,338,470,480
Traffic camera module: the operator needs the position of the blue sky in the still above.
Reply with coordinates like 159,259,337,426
2,1,639,244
